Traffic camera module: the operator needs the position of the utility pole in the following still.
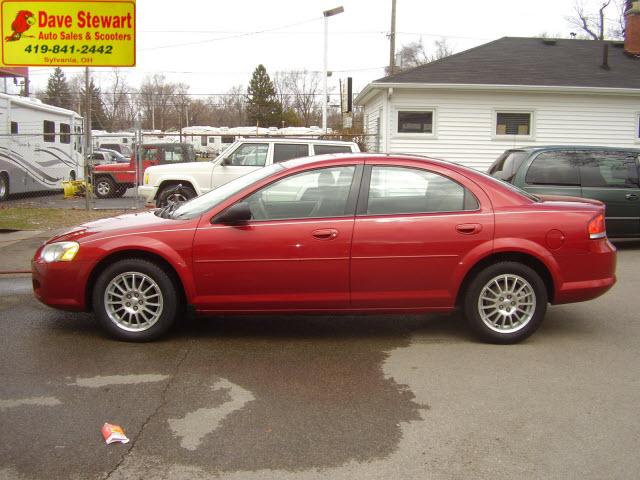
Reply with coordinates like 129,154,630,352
84,67,92,211
389,0,397,75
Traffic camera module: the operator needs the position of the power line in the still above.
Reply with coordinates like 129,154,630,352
140,17,321,51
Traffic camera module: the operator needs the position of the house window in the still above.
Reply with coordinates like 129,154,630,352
496,112,531,136
397,111,433,134
60,123,71,144
43,120,55,142
10,121,18,134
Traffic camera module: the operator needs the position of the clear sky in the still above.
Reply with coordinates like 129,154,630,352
21,0,613,98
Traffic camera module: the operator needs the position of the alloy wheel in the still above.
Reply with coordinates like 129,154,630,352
104,272,164,332
477,274,536,334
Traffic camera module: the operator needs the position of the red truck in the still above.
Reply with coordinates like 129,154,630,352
92,143,196,198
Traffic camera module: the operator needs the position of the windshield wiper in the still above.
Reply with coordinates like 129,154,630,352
154,201,181,219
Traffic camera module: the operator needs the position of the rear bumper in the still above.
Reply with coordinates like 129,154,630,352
553,239,617,304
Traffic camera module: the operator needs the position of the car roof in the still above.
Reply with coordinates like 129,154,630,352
239,137,356,145
505,145,640,153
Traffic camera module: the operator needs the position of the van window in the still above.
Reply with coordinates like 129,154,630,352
580,151,640,188
60,123,71,144
208,137,216,143
313,144,353,155
525,151,580,186
43,120,55,142
274,144,309,163
227,143,269,166
489,150,528,182
222,136,235,144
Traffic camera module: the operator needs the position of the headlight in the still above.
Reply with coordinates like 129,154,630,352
40,241,80,262
144,173,149,185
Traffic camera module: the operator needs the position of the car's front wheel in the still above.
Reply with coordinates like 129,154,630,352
464,262,547,344
92,259,179,341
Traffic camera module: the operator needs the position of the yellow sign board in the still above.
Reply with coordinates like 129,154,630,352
1,0,135,67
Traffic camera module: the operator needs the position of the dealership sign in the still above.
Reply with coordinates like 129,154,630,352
1,0,135,67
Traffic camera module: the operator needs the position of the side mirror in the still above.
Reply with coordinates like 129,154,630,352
212,202,252,225
222,156,232,166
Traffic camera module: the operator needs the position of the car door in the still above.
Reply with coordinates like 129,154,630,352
209,142,271,190
350,162,494,309
191,163,362,311
579,150,640,237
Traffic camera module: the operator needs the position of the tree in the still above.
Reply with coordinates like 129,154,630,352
566,0,628,40
385,38,454,75
79,78,107,130
44,67,72,110
138,74,177,130
274,70,322,127
246,64,282,127
102,69,136,131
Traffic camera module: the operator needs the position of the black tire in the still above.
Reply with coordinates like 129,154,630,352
463,261,548,344
92,259,180,341
156,185,196,208
94,176,117,198
69,170,77,181
0,173,8,201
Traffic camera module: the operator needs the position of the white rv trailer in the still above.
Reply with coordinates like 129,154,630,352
180,126,329,157
91,130,135,156
0,93,83,200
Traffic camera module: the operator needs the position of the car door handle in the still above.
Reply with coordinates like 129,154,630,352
625,193,639,200
312,229,338,240
456,223,482,235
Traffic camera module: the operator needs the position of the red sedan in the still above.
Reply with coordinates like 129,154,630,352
32,154,616,343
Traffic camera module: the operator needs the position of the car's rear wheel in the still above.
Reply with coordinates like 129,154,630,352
463,262,547,344
92,259,179,341
0,173,9,201
94,176,116,198
156,185,196,208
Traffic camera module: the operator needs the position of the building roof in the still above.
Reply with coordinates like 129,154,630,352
375,37,640,89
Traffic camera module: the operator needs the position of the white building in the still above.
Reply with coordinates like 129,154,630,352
356,32,640,171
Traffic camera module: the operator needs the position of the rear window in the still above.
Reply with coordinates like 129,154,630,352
488,150,528,182
313,144,353,155
525,151,580,186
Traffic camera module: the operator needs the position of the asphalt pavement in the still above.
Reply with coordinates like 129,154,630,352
0,242,639,479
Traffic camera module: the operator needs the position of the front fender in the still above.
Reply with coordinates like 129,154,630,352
156,175,202,196
85,233,197,305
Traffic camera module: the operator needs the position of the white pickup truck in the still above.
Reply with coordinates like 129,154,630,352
138,138,360,207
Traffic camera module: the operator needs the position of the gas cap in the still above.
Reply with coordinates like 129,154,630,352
546,229,565,250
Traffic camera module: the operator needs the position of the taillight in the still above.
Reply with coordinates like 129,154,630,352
588,214,606,239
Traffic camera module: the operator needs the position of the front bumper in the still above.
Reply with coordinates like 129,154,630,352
137,185,157,203
32,251,89,311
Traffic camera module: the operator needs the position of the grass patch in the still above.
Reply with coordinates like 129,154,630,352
0,207,127,230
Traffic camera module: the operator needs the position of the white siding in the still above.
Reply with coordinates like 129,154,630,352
363,92,384,152
384,89,640,171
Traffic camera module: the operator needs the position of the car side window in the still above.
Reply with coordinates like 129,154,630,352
313,144,353,155
273,144,309,163
580,151,640,189
244,166,356,220
227,143,269,166
366,166,478,215
525,151,581,186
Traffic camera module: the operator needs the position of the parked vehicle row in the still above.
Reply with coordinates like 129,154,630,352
138,138,360,207
33,153,616,344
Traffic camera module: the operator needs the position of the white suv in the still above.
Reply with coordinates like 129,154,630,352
138,138,360,207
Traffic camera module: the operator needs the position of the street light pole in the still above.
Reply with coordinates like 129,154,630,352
322,6,344,133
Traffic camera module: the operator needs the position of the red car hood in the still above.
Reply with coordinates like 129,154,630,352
93,162,131,172
47,211,196,244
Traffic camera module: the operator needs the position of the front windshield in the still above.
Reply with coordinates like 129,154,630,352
170,163,285,220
